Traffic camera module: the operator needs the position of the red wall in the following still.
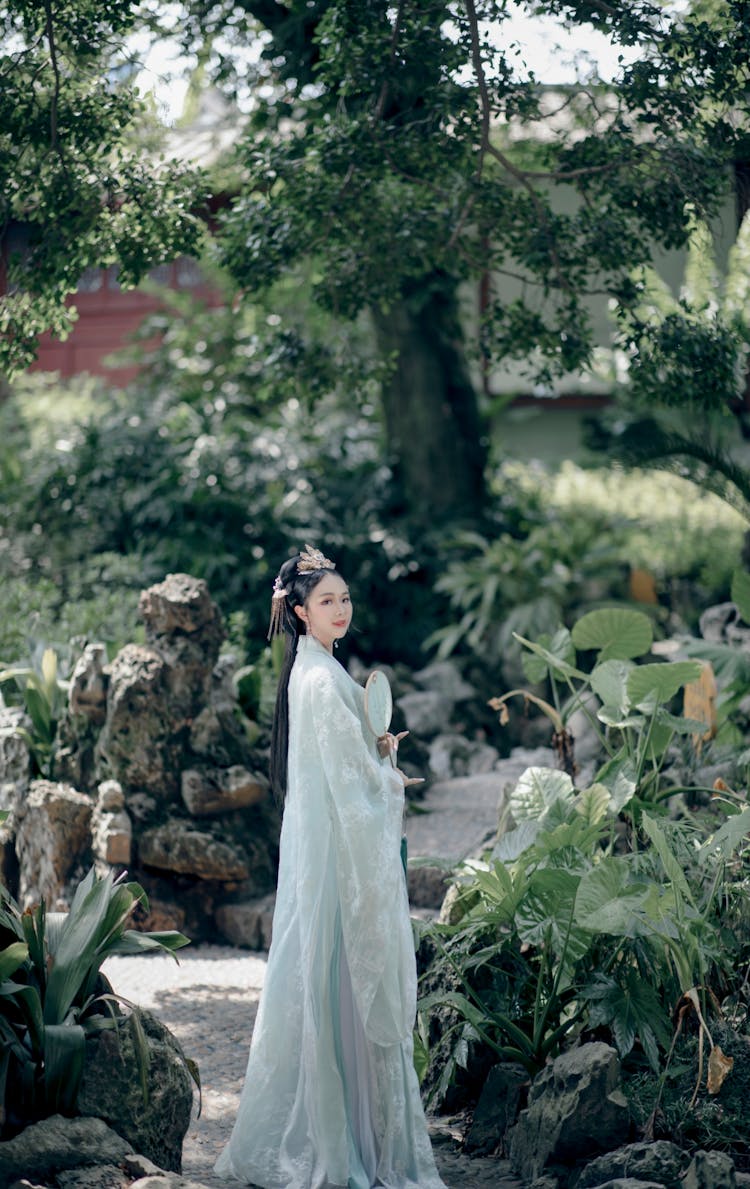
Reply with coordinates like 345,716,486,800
27,258,223,387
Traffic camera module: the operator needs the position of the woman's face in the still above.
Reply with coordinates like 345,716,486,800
295,572,352,652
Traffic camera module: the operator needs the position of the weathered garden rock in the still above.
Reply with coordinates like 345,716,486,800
700,603,749,649
0,706,31,819
0,1115,134,1184
91,779,132,866
428,733,500,780
127,792,159,825
129,1177,212,1189
579,1180,665,1189
181,765,267,817
78,1009,193,1173
216,892,276,949
397,691,455,738
509,1043,630,1181
683,1151,736,1189
577,1142,689,1189
139,574,225,718
464,1062,528,1155
413,659,476,702
140,572,223,648
69,644,109,724
55,1163,131,1189
139,820,250,880
95,643,178,798
15,780,92,906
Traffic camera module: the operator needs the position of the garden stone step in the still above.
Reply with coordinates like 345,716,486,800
0,1116,134,1185
405,746,554,908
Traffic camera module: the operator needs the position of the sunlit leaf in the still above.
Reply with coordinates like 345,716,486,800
590,658,635,716
575,783,611,826
595,756,638,813
510,767,575,822
571,608,653,660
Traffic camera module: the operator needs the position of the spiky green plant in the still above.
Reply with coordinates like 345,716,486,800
0,866,190,1135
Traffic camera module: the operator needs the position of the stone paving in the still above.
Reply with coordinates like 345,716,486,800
102,946,521,1189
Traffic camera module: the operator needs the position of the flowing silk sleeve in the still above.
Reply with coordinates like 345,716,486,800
306,667,416,1046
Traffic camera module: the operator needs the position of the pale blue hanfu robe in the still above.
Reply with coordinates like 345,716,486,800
214,634,446,1189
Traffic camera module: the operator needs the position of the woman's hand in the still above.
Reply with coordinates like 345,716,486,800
377,730,409,759
396,768,425,788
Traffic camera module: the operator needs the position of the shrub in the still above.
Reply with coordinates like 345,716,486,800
0,866,190,1136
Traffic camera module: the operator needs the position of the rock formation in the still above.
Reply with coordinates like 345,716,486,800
0,574,278,941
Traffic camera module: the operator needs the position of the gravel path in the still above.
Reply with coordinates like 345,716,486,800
102,946,520,1189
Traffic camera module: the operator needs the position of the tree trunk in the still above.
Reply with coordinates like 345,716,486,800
373,275,487,525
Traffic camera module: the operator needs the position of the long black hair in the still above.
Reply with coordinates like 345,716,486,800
268,553,344,801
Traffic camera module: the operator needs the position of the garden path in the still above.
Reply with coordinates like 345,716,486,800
102,946,521,1189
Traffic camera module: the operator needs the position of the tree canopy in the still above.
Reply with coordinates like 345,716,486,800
0,0,205,372
3,0,750,521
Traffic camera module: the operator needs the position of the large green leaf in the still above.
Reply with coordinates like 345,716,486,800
521,627,576,684
516,868,592,974
590,659,635,716
513,634,585,681
43,1022,86,1112
492,820,542,863
575,858,647,935
595,756,638,813
2,980,44,1056
731,569,750,625
23,684,52,739
575,784,611,827
583,969,670,1071
0,941,28,980
510,767,575,822
44,870,118,1025
627,661,703,708
571,608,653,660
107,930,191,958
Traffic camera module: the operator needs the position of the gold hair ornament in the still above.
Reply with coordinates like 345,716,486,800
297,544,335,573
267,575,289,640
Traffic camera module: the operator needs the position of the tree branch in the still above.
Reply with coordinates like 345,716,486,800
43,0,60,153
462,0,571,293
373,0,406,124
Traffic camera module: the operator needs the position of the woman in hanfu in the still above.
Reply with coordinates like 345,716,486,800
215,545,447,1189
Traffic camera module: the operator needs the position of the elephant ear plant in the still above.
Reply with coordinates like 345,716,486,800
490,606,709,815
0,865,190,1136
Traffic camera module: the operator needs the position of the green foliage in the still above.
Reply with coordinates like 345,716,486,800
418,757,750,1102
0,647,67,776
202,0,748,382
0,0,206,372
425,514,630,666
0,866,189,1135
0,359,446,665
491,605,706,812
589,211,750,522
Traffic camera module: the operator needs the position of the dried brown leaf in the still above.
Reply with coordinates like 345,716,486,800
707,1044,733,1095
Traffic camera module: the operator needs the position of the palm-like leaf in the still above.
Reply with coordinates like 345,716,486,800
682,218,720,313
1,866,191,1131
724,210,750,324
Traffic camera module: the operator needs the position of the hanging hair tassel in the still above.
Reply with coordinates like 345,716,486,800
267,576,289,640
